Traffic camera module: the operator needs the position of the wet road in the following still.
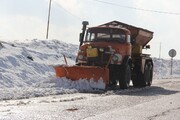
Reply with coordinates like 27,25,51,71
0,78,180,120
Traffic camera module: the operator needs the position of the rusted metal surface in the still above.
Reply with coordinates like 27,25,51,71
98,21,153,47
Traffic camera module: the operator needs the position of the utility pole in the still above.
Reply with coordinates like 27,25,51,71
46,0,52,39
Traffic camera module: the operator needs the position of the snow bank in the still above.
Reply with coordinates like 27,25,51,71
0,39,105,100
153,58,180,79
0,39,180,100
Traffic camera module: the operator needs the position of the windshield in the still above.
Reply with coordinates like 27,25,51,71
85,27,126,42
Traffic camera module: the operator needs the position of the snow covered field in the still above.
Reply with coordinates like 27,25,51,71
0,39,180,100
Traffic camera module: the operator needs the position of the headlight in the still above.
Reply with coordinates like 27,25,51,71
112,55,118,61
112,54,122,62
78,54,84,60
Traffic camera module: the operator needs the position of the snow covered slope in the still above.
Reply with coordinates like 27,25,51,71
153,58,180,79
0,39,77,88
0,39,180,100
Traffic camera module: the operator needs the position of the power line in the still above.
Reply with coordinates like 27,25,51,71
55,2,83,21
92,0,180,15
46,0,82,39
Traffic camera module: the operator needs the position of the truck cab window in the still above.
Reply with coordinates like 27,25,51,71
86,33,95,41
85,28,127,43
112,34,125,42
97,33,110,39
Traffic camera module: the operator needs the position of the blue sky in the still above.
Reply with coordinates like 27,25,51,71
0,0,180,59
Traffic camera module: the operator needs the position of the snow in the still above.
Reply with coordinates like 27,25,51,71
153,58,180,79
0,39,180,100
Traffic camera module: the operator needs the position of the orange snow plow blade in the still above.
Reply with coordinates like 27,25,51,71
54,65,109,86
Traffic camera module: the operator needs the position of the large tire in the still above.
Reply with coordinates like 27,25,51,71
132,61,153,87
119,64,131,89
132,71,142,87
108,70,118,89
132,62,143,87
143,62,153,86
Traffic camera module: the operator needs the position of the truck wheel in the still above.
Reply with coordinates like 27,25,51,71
132,63,141,87
119,64,131,89
132,61,153,87
132,71,142,87
143,62,153,86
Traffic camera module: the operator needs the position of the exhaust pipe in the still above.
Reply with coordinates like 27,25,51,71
79,21,89,47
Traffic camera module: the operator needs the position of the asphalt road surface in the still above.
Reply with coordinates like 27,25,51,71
0,78,180,120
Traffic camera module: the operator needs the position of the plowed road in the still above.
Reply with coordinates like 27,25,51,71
0,78,180,120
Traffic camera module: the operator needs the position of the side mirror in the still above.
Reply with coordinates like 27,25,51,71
130,38,135,44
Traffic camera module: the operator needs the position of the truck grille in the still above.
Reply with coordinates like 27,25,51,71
87,47,110,66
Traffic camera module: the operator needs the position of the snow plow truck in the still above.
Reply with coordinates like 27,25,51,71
54,21,153,89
